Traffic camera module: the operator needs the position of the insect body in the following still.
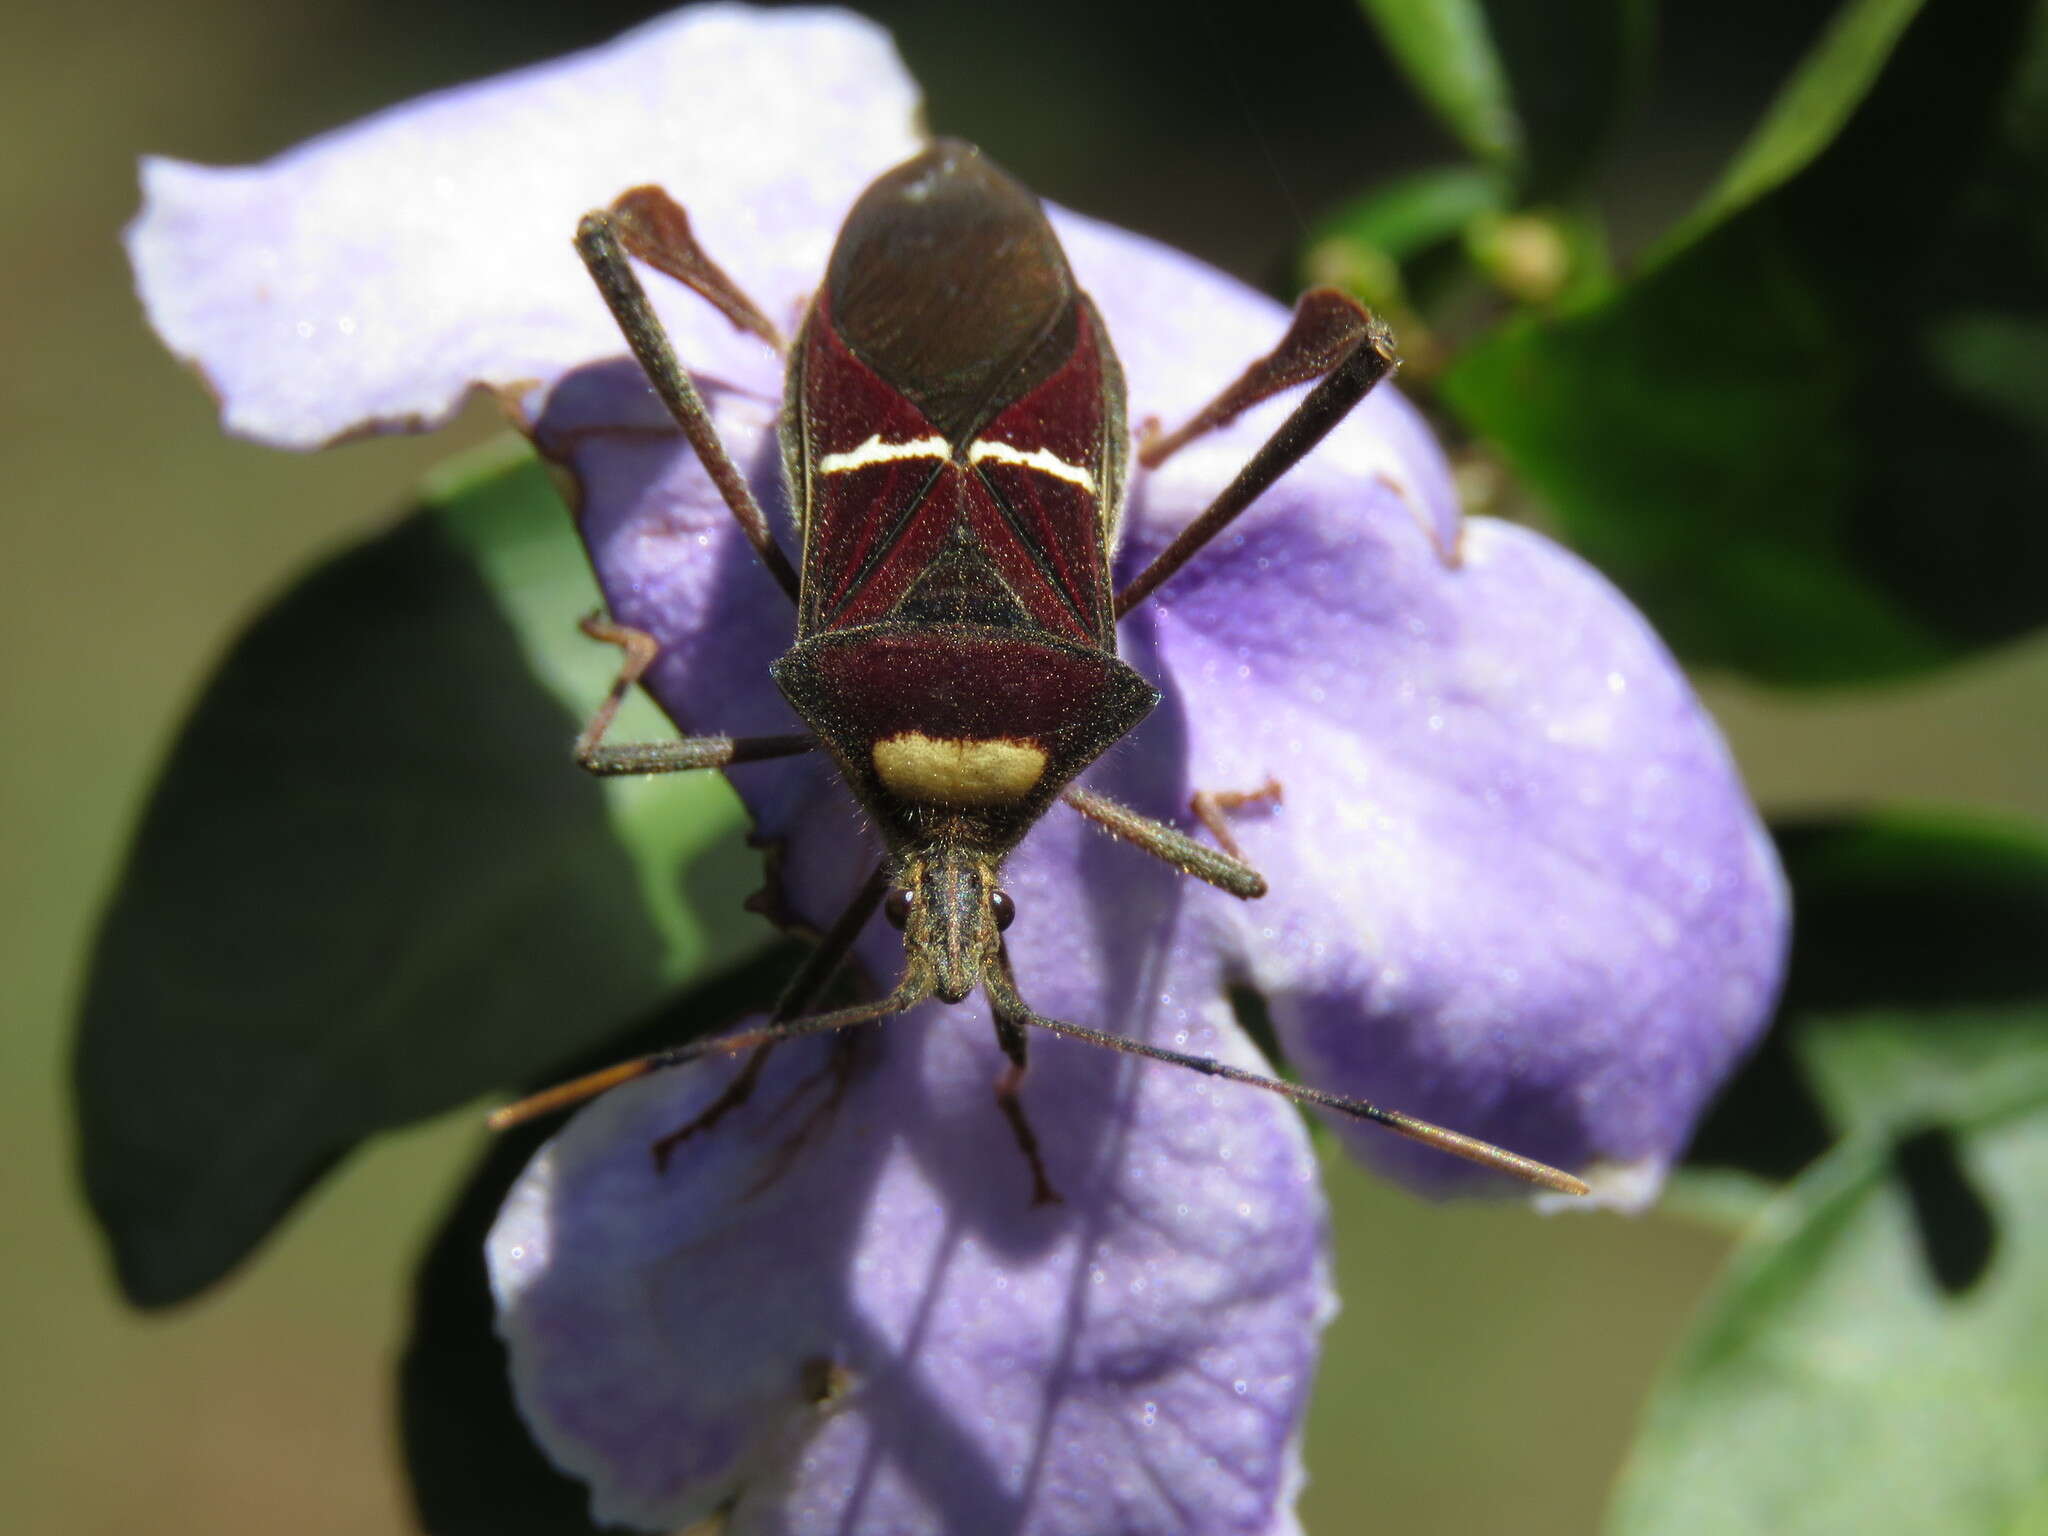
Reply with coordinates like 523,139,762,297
775,147,1153,1009
492,141,1586,1201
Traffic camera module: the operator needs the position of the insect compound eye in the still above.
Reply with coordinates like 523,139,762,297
991,889,1016,931
884,889,913,930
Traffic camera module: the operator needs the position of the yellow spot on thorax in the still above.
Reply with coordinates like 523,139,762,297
871,732,1048,806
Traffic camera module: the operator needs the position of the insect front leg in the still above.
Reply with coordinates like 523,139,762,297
575,203,802,600
1117,289,1398,617
649,862,889,1171
989,1011,1061,1206
574,612,815,776
1061,785,1268,900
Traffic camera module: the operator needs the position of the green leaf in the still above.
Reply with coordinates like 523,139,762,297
1358,1,1648,196
76,445,765,1306
1775,810,2048,1017
1652,812,2048,1525
1611,1008,2048,1535
1300,165,1511,347
1661,0,1926,252
1356,0,1520,168
1312,163,1508,263
1687,808,2048,1182
399,944,798,1535
1801,1008,2048,1140
1442,0,2048,685
1474,0,1651,200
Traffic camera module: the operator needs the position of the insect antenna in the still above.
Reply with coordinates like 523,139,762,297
984,943,1588,1197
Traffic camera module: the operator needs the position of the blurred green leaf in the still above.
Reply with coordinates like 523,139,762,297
1356,0,1519,167
1688,808,2048,1183
1301,164,1510,360
1476,0,1650,200
1775,810,2048,1016
1611,1007,2048,1535
1358,0,1647,196
1661,0,1925,252
1802,1007,2048,1138
1442,0,2048,685
1312,163,1507,262
1668,812,2048,1520
76,445,764,1306
401,943,798,1536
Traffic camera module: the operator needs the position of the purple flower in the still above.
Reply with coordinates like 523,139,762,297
128,6,1788,1532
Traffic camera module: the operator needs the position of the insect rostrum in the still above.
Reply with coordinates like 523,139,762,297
493,138,1587,1202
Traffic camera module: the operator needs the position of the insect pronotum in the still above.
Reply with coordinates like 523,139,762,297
491,140,1588,1202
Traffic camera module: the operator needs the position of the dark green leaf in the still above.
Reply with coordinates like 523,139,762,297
1688,809,2048,1182
1311,163,1507,264
1776,810,2048,1017
1356,0,1520,168
400,943,798,1536
1474,0,1650,200
1659,0,1925,252
1611,1008,2048,1534
76,446,763,1306
1442,0,2048,685
1300,165,1511,356
1358,0,1647,196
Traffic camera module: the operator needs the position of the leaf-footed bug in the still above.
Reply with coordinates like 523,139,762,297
491,140,1587,1204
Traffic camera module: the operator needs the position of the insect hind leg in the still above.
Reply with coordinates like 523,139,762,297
605,186,785,352
1116,290,1398,618
651,1040,776,1171
647,865,891,1171
575,202,802,600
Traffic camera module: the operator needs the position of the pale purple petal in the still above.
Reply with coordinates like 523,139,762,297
127,5,920,448
1108,420,1788,1202
489,995,1330,1534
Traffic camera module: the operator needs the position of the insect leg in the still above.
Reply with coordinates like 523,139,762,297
1115,291,1398,618
1190,778,1283,864
489,864,907,1132
604,186,784,351
987,1010,1061,1205
1061,785,1267,900
576,207,802,601
573,611,816,776
651,1041,775,1171
1138,289,1390,469
649,863,888,1168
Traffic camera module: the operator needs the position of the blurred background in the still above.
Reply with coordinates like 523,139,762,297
7,0,2045,1530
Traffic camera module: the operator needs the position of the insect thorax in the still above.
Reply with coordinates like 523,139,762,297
772,624,1155,858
